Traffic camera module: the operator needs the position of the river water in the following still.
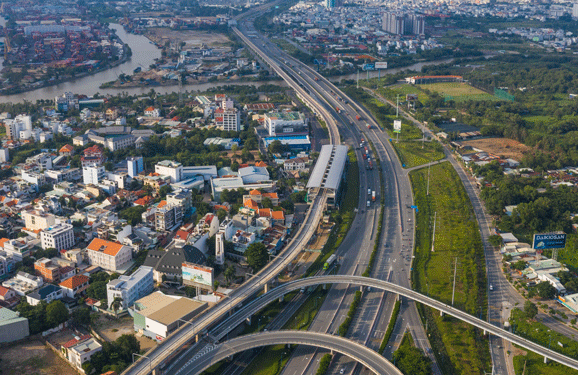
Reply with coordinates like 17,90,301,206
0,23,454,103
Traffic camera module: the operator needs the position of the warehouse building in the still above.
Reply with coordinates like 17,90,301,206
131,291,206,342
0,307,29,343
306,145,348,207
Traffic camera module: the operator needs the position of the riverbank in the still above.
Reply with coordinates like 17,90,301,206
0,53,131,97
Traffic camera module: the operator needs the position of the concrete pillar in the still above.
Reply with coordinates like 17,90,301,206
544,356,548,364
483,329,486,336
360,286,364,292
246,316,252,325
440,311,444,317
152,367,159,375
264,283,269,294
279,296,284,303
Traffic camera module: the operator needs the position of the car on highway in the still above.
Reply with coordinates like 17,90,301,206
340,368,345,374
490,285,494,291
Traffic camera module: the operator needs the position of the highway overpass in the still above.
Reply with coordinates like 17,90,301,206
174,331,403,375
199,276,578,372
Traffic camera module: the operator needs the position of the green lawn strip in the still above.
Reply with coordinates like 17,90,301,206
379,300,401,354
342,86,421,140
509,308,578,360
392,332,432,375
337,290,363,336
315,353,333,375
410,162,490,374
391,141,445,169
305,149,359,277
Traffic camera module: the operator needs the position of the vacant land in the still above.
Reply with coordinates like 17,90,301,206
460,137,532,161
393,140,445,168
146,28,231,47
418,82,498,102
94,314,157,351
0,340,77,375
410,162,490,374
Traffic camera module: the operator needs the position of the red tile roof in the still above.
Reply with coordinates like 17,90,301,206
0,285,12,297
62,334,91,349
59,275,89,290
86,238,124,256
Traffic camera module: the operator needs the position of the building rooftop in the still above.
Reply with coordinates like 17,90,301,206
59,275,89,290
28,284,61,300
107,266,153,291
133,291,205,326
307,145,348,191
86,238,124,256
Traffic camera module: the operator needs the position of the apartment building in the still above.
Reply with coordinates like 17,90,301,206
214,107,241,132
59,275,90,298
83,165,106,185
155,203,183,232
155,160,183,183
40,223,74,251
34,258,62,283
106,266,154,309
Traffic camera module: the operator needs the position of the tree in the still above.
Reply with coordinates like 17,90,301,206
268,140,289,154
488,235,503,247
72,306,92,327
46,300,69,327
111,297,123,317
524,301,538,319
87,281,108,301
119,206,146,226
536,281,556,299
262,197,273,209
216,208,227,222
245,242,269,271
511,260,527,271
224,264,236,284
159,185,172,199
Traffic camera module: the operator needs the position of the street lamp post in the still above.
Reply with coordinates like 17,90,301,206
132,353,151,372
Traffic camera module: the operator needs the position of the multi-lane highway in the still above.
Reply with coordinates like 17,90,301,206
230,13,441,375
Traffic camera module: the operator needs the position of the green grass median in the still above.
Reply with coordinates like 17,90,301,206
410,161,490,374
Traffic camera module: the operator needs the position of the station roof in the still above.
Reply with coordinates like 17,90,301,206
306,145,348,191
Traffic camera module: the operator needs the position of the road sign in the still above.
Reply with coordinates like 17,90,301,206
393,120,402,133
375,62,388,69
533,233,567,250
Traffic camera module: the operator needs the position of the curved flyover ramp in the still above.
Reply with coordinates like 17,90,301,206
206,276,578,371
178,330,402,375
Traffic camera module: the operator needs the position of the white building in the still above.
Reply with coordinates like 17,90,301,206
127,156,144,178
26,284,63,306
214,108,241,132
66,337,102,371
2,271,43,296
0,148,8,163
215,233,225,265
264,111,307,136
238,166,270,184
83,165,106,185
155,160,183,183
144,107,161,117
106,266,154,309
22,211,56,231
86,238,133,272
40,223,75,251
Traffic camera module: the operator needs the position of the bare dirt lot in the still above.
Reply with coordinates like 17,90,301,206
93,314,157,351
146,28,231,48
0,339,77,375
460,137,532,161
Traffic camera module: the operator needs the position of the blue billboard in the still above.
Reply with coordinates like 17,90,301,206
362,63,375,71
533,233,567,250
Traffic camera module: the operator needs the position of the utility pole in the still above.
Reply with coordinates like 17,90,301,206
356,70,359,89
431,211,436,252
396,94,399,118
451,257,458,306
426,161,431,196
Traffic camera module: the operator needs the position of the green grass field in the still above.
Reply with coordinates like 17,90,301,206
392,140,445,168
418,82,498,102
410,162,490,374
510,308,578,375
379,84,429,102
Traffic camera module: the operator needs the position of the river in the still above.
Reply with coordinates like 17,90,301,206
0,23,454,103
